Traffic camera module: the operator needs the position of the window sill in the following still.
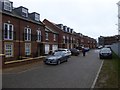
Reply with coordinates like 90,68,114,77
4,39,13,41
5,56,14,58
36,40,41,42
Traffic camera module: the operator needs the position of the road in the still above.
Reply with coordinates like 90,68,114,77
2,49,102,88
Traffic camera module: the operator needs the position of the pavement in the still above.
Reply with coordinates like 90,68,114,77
2,49,103,88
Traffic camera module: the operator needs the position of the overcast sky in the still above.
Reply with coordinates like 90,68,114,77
10,0,119,39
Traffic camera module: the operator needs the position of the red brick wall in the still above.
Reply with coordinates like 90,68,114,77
2,13,45,62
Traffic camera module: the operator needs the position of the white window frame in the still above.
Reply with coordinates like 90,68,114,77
65,27,67,32
37,30,41,42
60,25,63,30
4,23,13,40
67,36,69,43
22,8,28,17
45,32,49,40
5,43,13,57
63,36,65,43
24,27,31,41
4,0,12,12
77,40,79,44
25,43,31,56
71,37,72,43
54,34,56,41
73,38,75,43
35,14,40,21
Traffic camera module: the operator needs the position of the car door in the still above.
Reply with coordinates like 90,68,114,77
61,52,67,62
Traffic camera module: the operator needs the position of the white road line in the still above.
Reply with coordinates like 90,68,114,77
91,60,104,88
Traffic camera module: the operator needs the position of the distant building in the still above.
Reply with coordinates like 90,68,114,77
98,35,120,46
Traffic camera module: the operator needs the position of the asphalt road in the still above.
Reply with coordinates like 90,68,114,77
2,49,102,88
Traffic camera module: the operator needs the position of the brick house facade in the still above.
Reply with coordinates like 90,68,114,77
1,0,97,67
43,19,81,49
44,26,59,54
43,19,97,49
1,0,45,64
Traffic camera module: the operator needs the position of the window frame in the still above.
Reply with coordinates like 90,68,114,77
25,43,31,56
53,34,57,41
4,23,14,40
45,32,49,41
67,36,69,43
63,36,65,43
5,43,13,57
24,27,31,41
35,14,40,21
37,30,41,42
22,8,28,17
4,0,12,12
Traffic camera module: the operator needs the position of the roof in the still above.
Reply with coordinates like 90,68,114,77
45,26,58,34
1,4,44,26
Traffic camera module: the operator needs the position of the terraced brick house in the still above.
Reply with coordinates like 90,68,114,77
43,19,80,49
0,0,97,68
1,0,45,66
44,26,59,55
43,19,97,50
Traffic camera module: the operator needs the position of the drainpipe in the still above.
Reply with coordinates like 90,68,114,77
18,20,21,59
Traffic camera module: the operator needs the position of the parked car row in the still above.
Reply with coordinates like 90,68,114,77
44,48,83,65
44,47,91,65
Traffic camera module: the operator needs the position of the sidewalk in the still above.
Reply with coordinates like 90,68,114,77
3,56,46,68
3,60,43,74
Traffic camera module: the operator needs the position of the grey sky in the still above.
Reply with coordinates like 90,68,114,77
10,0,119,39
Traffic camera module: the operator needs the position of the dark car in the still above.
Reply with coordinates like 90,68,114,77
70,48,80,56
99,47,112,59
44,51,68,65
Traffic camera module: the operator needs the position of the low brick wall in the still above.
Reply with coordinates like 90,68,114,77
3,56,46,68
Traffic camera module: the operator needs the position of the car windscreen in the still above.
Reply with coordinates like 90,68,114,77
54,52,63,56
100,48,111,53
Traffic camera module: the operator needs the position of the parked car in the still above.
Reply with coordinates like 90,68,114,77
98,45,103,49
55,48,71,57
84,47,90,52
70,48,80,56
99,47,112,59
44,51,68,65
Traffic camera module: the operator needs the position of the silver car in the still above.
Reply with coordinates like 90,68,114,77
99,47,112,59
55,48,71,57
44,51,69,65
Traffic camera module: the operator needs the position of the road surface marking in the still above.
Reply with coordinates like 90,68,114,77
91,60,104,88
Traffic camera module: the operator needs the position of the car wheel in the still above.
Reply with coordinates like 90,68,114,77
100,56,102,59
57,60,61,65
65,58,68,62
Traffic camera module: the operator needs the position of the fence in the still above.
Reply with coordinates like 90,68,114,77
110,42,120,58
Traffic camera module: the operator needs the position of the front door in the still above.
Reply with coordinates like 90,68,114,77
37,43,43,56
